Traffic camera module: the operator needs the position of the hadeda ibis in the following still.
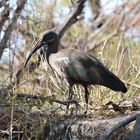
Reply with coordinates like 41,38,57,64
24,31,127,114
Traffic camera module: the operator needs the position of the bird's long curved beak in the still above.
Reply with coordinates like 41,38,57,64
24,39,43,68
24,37,55,68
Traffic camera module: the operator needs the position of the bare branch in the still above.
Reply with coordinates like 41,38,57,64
0,0,27,59
100,114,138,140
58,0,86,39
0,91,79,107
127,82,140,90
0,2,10,31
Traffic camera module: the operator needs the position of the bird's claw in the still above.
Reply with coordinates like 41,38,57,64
65,99,80,115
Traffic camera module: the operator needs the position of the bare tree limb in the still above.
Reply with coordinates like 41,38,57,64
0,1,10,31
88,0,101,20
0,90,79,107
0,0,27,59
58,0,86,39
0,0,8,8
127,114,140,140
100,114,138,140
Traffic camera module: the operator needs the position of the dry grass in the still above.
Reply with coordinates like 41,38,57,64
0,32,139,139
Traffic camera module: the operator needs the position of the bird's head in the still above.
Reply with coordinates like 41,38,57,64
24,31,59,68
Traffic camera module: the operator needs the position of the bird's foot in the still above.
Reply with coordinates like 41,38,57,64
83,103,88,115
84,110,87,115
65,99,80,115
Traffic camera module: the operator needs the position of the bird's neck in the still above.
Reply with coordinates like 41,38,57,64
46,43,58,64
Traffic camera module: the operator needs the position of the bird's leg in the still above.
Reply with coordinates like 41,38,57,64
68,85,73,101
84,85,90,114
67,84,80,115
67,84,73,110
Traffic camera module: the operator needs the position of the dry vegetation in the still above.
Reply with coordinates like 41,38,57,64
0,0,140,139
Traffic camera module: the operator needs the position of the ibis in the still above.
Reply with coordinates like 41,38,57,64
24,31,127,114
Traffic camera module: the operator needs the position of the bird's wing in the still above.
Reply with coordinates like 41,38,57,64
51,49,127,92
52,49,103,84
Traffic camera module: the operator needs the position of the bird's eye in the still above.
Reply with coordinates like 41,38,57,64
42,31,57,42
48,37,54,42
42,42,47,45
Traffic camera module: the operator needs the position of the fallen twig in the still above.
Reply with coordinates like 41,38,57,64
127,82,140,90
0,91,79,107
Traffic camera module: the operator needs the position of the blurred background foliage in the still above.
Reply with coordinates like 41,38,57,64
0,0,140,139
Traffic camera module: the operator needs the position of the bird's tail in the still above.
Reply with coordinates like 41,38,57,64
100,68,127,93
